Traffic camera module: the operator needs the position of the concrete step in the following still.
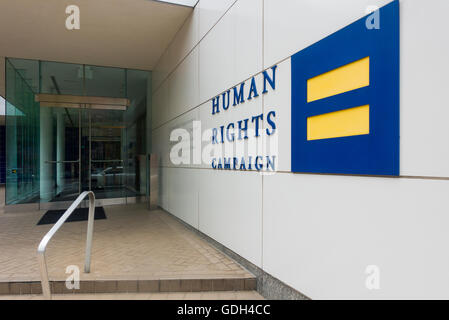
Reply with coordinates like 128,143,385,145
0,290,264,300
0,277,257,295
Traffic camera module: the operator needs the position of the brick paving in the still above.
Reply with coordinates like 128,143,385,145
0,187,254,285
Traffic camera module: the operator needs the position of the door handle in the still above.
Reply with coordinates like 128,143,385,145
44,160,80,164
91,160,123,163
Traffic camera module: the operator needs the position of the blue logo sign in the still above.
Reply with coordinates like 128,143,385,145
291,0,400,175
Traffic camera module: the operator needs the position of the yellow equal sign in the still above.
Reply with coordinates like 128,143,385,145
306,56,370,140
307,56,370,102
307,105,370,140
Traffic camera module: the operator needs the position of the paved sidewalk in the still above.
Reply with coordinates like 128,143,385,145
0,191,253,283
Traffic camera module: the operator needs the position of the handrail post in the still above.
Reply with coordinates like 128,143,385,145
84,192,95,272
37,191,96,300
37,252,51,299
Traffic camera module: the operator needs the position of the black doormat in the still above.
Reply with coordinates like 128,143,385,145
37,207,107,225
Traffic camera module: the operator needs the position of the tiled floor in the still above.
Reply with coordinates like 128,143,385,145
0,186,253,284
0,290,264,300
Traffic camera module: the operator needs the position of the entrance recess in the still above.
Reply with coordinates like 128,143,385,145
4,59,150,208
38,95,144,209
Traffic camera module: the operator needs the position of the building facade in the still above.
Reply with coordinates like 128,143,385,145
151,0,449,299
1,0,449,299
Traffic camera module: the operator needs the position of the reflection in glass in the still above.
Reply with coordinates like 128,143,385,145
85,65,126,98
5,60,40,204
39,106,81,202
89,109,126,199
40,61,84,96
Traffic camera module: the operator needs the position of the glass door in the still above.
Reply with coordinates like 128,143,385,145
40,105,142,207
86,108,126,200
40,106,81,203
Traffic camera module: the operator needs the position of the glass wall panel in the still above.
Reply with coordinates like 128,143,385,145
0,100,5,184
89,109,126,199
124,69,149,197
85,65,126,98
5,58,150,206
40,61,84,95
5,59,40,205
7,58,39,93
39,106,81,202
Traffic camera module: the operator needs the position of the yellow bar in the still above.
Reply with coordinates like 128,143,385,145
307,57,370,102
307,105,370,140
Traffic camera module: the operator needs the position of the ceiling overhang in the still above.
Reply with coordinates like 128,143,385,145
0,0,193,70
153,0,198,7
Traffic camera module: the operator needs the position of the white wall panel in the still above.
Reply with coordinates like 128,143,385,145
168,167,199,228
153,9,200,92
198,11,233,102
196,101,211,169
199,169,262,266
152,81,170,129
152,47,173,92
263,0,391,68
158,166,170,210
232,0,263,83
153,0,230,92
152,124,172,168
199,0,263,102
152,126,163,162
170,9,200,70
198,0,237,40
168,47,199,119
263,173,449,299
399,0,449,177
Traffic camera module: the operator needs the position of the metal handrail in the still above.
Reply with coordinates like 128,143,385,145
37,191,96,300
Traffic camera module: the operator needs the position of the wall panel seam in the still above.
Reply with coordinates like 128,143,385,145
156,166,449,181
152,54,289,131
152,0,239,94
